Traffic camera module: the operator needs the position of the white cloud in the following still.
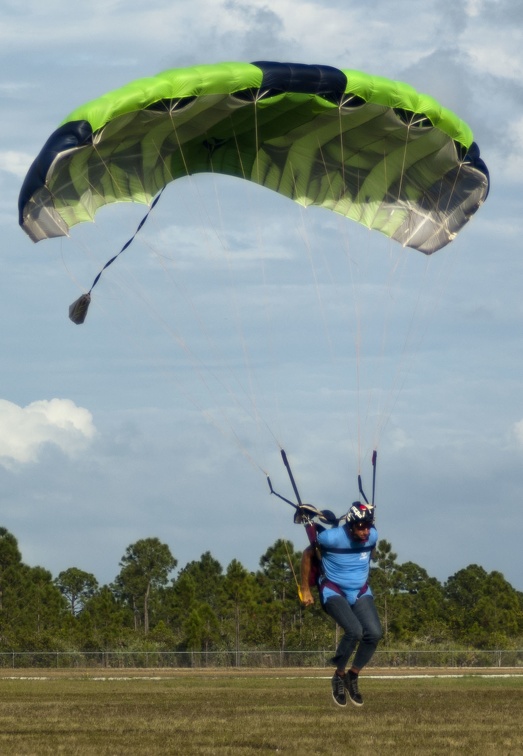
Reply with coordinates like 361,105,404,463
465,0,483,17
0,150,33,180
0,398,96,468
513,418,523,448
463,32,523,81
386,426,414,452
495,116,523,184
459,4,523,80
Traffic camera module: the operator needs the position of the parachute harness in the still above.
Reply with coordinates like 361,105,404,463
267,448,377,602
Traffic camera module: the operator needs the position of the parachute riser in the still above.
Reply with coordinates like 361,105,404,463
357,450,378,509
280,449,303,506
266,474,299,511
371,450,378,508
268,448,377,517
266,450,321,532
266,452,317,603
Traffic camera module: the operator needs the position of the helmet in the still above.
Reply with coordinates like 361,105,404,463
346,502,375,527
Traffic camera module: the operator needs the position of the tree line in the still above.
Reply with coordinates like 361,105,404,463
0,526,522,654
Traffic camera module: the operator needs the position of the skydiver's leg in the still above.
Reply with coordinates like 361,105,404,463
322,595,362,675
325,593,382,707
350,595,382,671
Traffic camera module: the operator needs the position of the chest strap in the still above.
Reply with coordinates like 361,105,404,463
319,543,374,555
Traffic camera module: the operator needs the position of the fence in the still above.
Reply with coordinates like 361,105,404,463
0,649,521,669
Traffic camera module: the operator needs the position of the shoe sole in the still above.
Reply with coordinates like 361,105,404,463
332,694,347,707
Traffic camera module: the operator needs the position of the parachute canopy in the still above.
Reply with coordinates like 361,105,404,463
19,61,489,254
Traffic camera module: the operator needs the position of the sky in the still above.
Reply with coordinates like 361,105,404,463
1,0,523,592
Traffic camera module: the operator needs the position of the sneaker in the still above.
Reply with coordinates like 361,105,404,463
345,671,364,707
331,672,347,707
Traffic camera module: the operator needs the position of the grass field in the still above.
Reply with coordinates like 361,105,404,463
0,669,522,755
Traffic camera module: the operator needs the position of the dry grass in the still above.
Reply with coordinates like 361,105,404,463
0,669,521,755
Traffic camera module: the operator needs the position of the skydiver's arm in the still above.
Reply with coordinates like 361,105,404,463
300,546,315,606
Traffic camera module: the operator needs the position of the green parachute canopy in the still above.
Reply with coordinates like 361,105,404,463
19,61,489,255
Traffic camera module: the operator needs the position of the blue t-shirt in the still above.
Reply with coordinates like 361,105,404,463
317,524,377,605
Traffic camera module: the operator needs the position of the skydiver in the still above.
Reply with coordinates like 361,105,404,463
300,502,382,707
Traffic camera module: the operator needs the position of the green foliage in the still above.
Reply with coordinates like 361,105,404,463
256,540,304,650
113,537,177,635
222,559,263,652
0,525,522,654
0,527,22,570
444,565,523,647
55,567,99,615
80,586,132,649
182,603,220,652
0,530,68,651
